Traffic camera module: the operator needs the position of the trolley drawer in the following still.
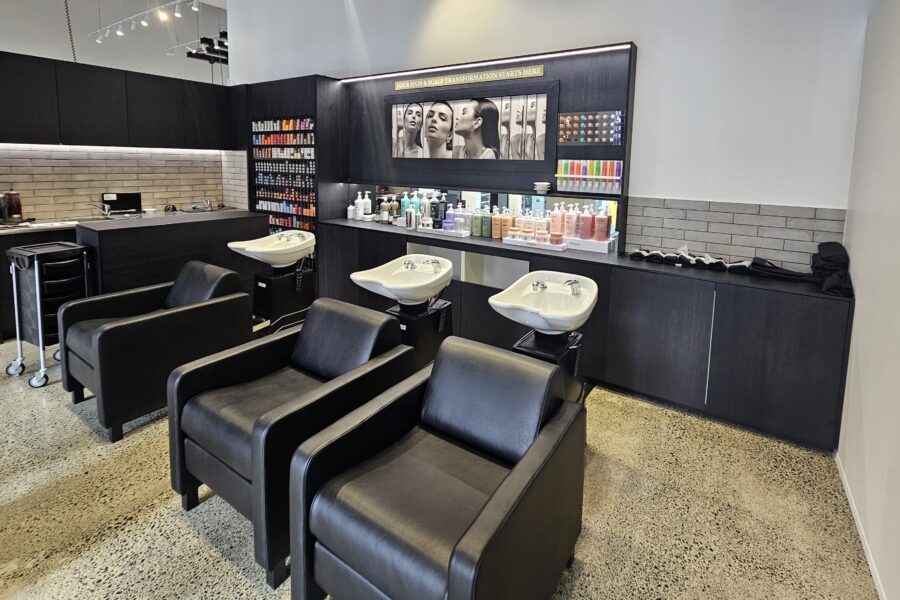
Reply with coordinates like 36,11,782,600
42,274,86,298
41,257,85,280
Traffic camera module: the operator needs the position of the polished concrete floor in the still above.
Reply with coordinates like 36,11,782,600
0,341,877,599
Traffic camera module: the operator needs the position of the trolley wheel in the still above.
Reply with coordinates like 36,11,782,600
28,373,49,388
53,349,61,362
5,362,24,377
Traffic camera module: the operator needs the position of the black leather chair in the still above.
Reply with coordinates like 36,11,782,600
290,336,586,600
58,261,252,442
168,298,416,588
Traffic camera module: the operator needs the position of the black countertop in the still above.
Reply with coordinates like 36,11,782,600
75,209,259,232
321,218,850,302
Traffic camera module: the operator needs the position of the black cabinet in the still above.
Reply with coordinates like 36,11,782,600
317,223,360,304
605,269,715,409
126,72,184,148
459,282,529,349
706,284,851,450
529,256,611,381
183,81,231,149
356,229,407,312
0,52,60,144
57,62,129,146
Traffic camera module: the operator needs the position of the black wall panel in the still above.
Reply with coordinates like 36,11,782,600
183,81,231,149
126,71,185,148
57,61,130,146
0,52,60,144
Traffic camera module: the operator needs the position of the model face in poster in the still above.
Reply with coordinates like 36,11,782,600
453,98,500,159
392,93,546,160
393,103,424,158
424,101,454,158
535,96,547,160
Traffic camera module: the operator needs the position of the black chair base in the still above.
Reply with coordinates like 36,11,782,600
181,488,200,511
266,559,288,589
107,425,123,443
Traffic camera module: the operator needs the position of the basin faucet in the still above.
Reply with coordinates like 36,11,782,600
532,279,548,292
424,259,442,272
86,202,111,217
563,279,581,296
202,198,212,210
276,231,304,242
403,259,417,270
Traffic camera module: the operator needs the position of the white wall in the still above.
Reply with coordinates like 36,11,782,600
0,0,228,83
228,0,870,208
837,0,900,597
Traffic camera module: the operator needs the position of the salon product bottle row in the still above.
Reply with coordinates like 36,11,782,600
255,173,316,187
255,187,316,202
251,117,315,132
256,199,317,217
252,132,316,146
252,146,316,160
268,215,315,231
253,160,316,175
555,159,623,195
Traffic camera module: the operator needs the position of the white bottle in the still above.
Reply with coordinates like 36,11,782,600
347,197,356,220
363,191,372,216
353,192,365,221
405,204,418,230
564,203,578,237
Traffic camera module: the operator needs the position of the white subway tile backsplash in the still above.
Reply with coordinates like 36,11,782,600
709,201,759,214
733,213,787,227
785,218,845,232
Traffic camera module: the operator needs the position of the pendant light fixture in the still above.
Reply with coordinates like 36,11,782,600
191,0,199,11
173,1,182,17
131,18,137,30
116,23,124,36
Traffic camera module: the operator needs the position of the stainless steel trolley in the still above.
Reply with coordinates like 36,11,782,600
5,242,88,388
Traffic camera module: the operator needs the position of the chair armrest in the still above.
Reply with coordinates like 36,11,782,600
250,344,418,570
58,282,172,333
167,324,302,494
91,292,252,428
57,282,172,391
448,401,586,600
288,365,432,600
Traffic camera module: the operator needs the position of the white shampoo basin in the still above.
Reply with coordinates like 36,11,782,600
350,254,453,305
488,270,598,334
227,231,316,268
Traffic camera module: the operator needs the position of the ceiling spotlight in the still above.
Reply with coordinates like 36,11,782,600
166,49,175,56
116,23,125,36
96,32,103,44
158,8,168,21
174,2,182,17
191,0,200,11
140,14,149,26
105,27,111,37
131,19,137,30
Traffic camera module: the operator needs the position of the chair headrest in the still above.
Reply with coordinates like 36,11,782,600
163,261,243,309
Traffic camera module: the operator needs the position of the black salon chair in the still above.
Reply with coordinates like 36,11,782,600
290,336,586,600
58,261,252,442
168,298,415,588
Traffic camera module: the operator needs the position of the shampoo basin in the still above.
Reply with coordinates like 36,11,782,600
488,270,598,335
350,254,453,305
227,231,316,268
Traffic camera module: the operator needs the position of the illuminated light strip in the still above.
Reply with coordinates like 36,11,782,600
338,44,632,84
0,142,221,155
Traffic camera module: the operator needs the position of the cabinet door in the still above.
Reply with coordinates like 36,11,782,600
606,269,715,408
0,52,59,144
126,72,184,148
183,81,231,149
317,224,359,304
707,284,850,450
460,282,529,349
529,257,611,381
57,62,129,146
356,230,407,312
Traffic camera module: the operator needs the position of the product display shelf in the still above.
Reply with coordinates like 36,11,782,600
249,115,317,235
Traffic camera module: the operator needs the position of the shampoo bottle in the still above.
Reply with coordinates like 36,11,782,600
564,204,577,237
594,207,610,241
481,206,492,237
347,198,356,220
405,204,417,230
471,209,483,237
491,206,502,239
550,203,563,235
354,192,365,221
400,192,410,220
579,206,594,239
363,191,372,216
501,207,513,238
380,197,390,224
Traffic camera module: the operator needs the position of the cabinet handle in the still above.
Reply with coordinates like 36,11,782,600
704,289,717,406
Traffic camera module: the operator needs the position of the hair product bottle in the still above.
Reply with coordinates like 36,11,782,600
550,203,563,235
594,207,610,241
501,207,513,238
579,206,594,239
491,206,502,239
564,204,577,237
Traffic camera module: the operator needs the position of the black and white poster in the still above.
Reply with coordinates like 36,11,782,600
392,94,548,160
